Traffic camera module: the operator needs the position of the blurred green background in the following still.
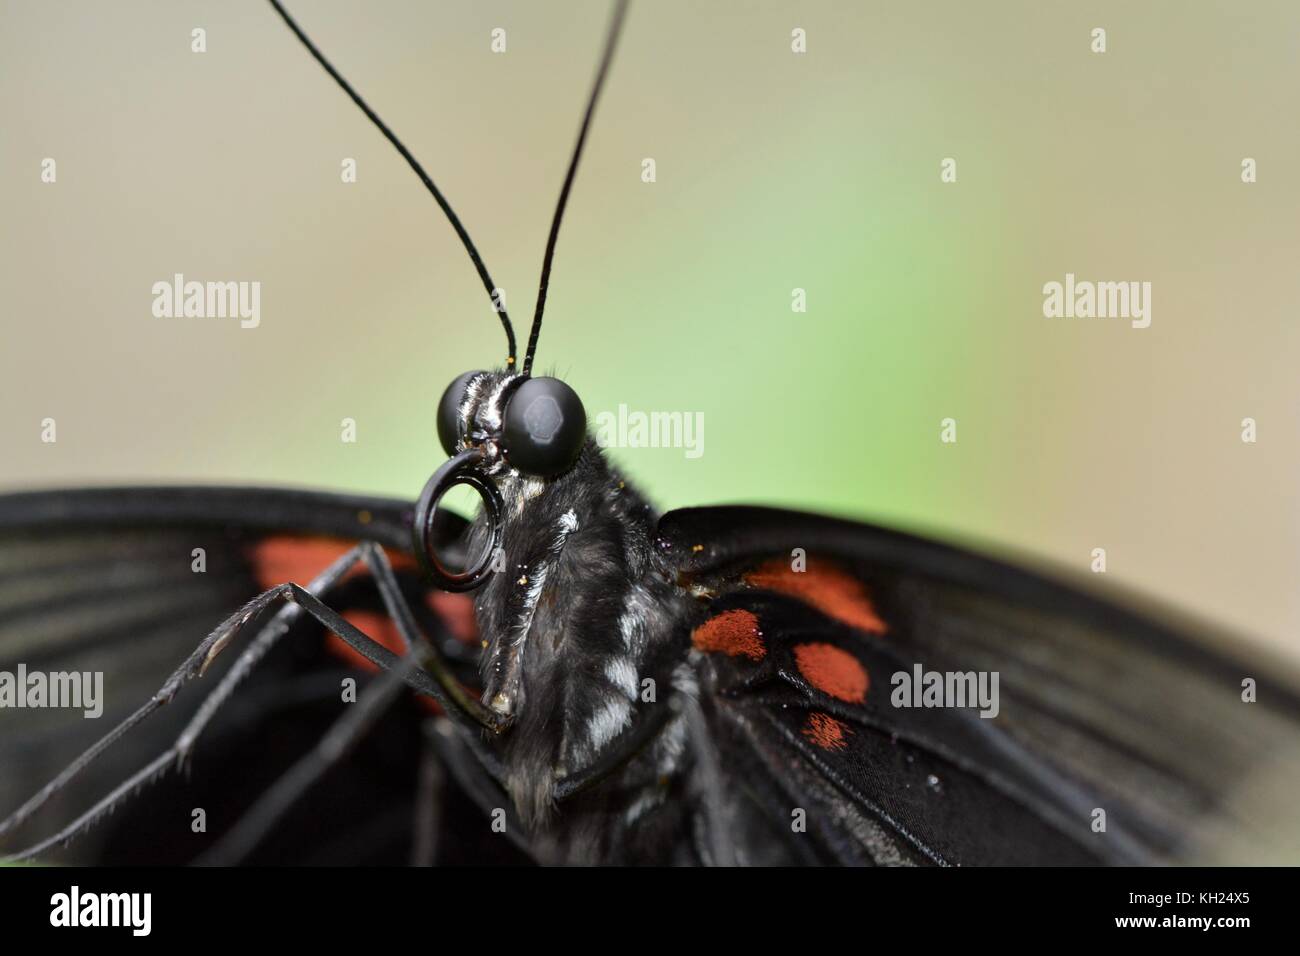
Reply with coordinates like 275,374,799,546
1,1,1296,651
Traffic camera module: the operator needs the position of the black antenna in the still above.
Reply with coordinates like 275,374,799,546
521,0,630,376
267,0,517,365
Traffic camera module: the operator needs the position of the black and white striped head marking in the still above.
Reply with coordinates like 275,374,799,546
437,370,587,481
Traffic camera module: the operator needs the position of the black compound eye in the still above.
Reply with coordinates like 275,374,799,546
501,377,586,477
437,370,483,456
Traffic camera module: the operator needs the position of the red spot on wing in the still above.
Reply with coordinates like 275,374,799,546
793,642,869,703
745,559,888,635
803,712,851,751
248,535,417,591
250,536,357,590
249,536,461,716
692,609,765,661
427,591,479,646
250,536,477,646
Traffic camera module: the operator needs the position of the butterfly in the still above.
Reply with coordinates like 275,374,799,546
2,0,1298,867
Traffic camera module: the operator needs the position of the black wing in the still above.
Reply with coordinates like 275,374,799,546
0,485,522,864
658,505,1300,866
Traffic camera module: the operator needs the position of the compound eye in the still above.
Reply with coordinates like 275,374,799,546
437,370,484,456
501,377,586,477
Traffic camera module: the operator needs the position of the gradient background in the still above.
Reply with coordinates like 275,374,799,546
1,1,1297,654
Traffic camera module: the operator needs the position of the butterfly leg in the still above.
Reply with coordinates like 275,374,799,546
350,541,503,732
423,715,533,856
194,660,416,865
330,547,531,855
411,719,447,866
0,543,368,854
191,541,482,865
0,542,488,861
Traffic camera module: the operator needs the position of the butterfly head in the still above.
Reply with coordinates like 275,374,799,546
354,0,622,601
436,370,587,479
414,369,589,593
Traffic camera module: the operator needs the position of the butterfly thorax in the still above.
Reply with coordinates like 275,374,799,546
466,429,692,857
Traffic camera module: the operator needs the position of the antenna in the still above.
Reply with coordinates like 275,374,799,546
267,0,518,364
521,0,630,376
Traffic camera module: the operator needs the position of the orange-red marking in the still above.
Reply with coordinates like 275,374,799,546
803,712,851,751
249,535,419,591
745,558,888,635
248,536,475,716
251,536,358,590
793,642,869,703
249,535,478,644
427,591,479,646
691,609,765,661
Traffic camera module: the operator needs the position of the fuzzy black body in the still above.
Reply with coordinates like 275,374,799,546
454,370,696,863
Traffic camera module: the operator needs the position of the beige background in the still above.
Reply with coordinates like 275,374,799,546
1,1,1297,656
